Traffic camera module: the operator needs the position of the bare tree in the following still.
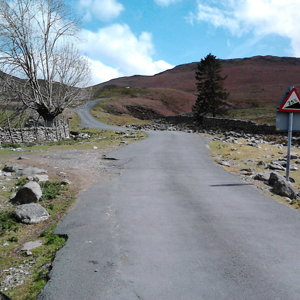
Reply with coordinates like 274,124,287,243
0,0,90,124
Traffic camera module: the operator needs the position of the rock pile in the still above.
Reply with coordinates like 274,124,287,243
1,163,51,224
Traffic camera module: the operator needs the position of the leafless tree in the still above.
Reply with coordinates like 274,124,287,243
0,0,90,125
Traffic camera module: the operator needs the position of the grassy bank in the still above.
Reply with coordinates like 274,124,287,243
90,100,150,126
0,124,147,299
210,136,300,209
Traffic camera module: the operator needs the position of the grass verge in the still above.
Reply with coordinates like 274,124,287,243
0,122,147,298
0,180,73,299
209,136,300,209
90,100,150,126
227,107,276,125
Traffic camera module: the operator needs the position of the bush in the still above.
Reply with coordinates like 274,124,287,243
0,212,19,236
40,182,64,201
1,142,21,148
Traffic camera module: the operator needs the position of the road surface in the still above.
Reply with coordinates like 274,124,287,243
39,104,300,300
76,99,126,131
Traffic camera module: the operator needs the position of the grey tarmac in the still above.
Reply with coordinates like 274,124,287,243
39,109,300,299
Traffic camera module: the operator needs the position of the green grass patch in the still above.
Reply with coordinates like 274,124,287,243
40,182,65,201
0,108,30,128
0,212,19,236
91,100,150,126
227,107,276,125
1,142,22,148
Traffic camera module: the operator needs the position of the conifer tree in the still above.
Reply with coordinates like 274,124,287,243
193,53,229,120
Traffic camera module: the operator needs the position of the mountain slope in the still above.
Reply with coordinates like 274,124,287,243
92,56,300,115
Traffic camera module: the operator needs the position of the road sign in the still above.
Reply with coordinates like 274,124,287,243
278,87,300,112
276,111,300,131
276,86,300,181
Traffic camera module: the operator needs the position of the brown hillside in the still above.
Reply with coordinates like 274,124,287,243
93,55,300,110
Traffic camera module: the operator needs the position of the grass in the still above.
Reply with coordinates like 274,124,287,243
90,100,150,126
0,180,73,299
227,107,276,125
0,108,30,128
0,212,19,236
210,136,300,208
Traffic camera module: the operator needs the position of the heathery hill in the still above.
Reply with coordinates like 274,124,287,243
91,56,300,118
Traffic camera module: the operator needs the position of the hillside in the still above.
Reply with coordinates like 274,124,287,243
91,56,300,118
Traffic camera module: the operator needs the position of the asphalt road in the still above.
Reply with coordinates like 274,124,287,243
76,99,126,131
39,105,300,300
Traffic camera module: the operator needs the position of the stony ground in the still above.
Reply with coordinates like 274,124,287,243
0,131,145,299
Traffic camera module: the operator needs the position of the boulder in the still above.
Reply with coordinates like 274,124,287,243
12,182,42,204
16,167,47,176
267,162,285,171
27,174,49,182
219,160,231,167
0,291,11,300
2,164,23,173
61,178,71,185
268,172,298,199
253,172,270,182
21,240,43,251
15,203,49,224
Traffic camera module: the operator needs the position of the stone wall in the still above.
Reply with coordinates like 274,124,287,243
201,116,276,134
161,114,278,135
0,121,70,144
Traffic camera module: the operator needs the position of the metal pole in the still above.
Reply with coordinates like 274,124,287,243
286,112,293,181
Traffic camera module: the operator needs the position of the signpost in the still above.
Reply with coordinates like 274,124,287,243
276,87,300,181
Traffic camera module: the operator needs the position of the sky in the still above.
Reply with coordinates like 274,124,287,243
67,0,300,85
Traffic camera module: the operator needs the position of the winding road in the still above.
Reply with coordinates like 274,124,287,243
39,102,300,300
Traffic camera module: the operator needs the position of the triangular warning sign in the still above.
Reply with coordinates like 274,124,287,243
279,88,300,112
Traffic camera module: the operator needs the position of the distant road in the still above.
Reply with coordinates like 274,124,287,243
76,99,126,131
40,103,300,299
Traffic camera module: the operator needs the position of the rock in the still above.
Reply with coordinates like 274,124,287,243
219,161,231,167
240,168,252,172
253,173,270,182
268,172,281,186
17,156,29,160
290,165,298,171
267,162,285,171
257,161,266,166
268,172,298,199
15,203,49,224
0,291,11,300
286,153,298,159
12,182,42,204
16,167,47,176
2,164,23,173
31,174,49,182
61,178,71,185
21,240,43,251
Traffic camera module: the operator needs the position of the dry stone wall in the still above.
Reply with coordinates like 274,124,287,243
0,121,70,144
162,115,277,135
201,116,276,134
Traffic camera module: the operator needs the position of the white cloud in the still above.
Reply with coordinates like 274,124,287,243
78,0,124,22
79,24,174,84
85,57,123,85
189,0,300,56
154,0,181,7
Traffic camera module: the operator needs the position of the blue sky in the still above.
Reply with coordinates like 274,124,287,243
69,0,300,84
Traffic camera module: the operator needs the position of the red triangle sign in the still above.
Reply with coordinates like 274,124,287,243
279,88,300,112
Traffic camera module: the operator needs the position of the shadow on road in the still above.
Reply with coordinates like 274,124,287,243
210,183,253,187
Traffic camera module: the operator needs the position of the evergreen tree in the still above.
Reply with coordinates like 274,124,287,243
193,53,229,120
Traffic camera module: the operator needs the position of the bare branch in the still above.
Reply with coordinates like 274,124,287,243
0,0,90,123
